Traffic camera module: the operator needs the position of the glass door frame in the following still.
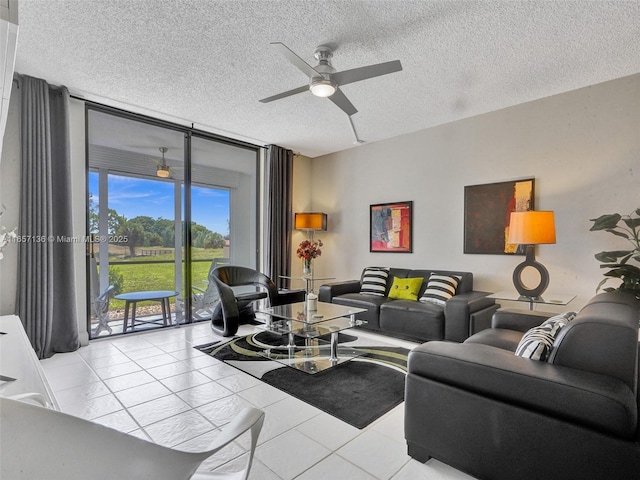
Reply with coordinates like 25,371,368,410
84,103,261,336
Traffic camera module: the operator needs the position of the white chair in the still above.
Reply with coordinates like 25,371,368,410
0,396,265,480
90,256,116,335
176,257,230,322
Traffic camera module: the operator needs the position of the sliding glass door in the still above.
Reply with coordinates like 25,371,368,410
87,107,259,338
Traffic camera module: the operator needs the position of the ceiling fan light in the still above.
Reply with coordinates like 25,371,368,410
310,78,336,97
156,165,170,178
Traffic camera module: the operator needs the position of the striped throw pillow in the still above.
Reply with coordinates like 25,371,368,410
515,312,576,361
360,267,390,296
419,274,460,306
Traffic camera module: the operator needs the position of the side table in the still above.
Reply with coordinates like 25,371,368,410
488,290,576,311
280,275,336,294
115,290,177,332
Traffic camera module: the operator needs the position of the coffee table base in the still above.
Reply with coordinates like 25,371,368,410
255,337,364,375
254,302,367,374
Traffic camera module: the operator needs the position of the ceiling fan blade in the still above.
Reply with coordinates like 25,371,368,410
271,42,320,79
259,85,309,103
329,88,358,116
332,60,402,86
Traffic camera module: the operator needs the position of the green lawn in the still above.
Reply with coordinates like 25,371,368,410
103,248,223,309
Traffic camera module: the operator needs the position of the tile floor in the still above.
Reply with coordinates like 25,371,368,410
40,321,476,480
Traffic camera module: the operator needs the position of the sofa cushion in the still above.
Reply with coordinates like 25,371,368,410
515,312,576,361
360,267,390,296
420,273,460,306
388,277,424,301
380,300,445,340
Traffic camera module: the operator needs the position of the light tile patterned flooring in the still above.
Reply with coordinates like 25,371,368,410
40,322,476,480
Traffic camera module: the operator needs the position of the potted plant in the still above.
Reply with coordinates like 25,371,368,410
589,208,640,297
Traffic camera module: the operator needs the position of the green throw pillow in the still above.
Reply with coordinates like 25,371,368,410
388,277,424,301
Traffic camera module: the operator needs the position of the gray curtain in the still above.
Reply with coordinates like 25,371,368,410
16,74,80,359
264,145,293,288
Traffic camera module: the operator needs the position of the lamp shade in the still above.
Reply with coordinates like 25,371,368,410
508,211,556,245
295,212,327,231
310,78,336,97
156,165,170,178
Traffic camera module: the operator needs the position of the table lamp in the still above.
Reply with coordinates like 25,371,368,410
507,210,556,299
294,212,327,240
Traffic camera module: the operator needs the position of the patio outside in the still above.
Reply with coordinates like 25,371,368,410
90,243,226,337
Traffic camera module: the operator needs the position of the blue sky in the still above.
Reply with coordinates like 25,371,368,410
89,173,229,235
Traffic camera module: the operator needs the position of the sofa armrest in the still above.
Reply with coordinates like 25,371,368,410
491,308,553,332
318,280,361,302
408,341,638,439
444,291,496,342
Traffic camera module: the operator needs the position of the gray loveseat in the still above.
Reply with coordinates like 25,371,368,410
405,291,640,480
318,268,498,343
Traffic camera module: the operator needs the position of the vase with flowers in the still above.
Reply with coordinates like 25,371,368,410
297,239,323,277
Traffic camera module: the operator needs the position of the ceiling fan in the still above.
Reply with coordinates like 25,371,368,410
259,42,403,117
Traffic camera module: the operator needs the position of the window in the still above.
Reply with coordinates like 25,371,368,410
87,107,258,338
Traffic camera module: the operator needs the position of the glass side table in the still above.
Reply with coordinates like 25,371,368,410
280,275,336,294
488,290,576,311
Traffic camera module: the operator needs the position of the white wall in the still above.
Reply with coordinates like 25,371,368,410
308,73,640,312
0,83,20,314
290,154,313,278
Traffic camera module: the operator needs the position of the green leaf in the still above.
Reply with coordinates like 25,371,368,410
619,253,633,265
603,269,624,279
594,250,633,262
603,265,640,278
589,213,621,231
622,217,640,229
621,264,640,275
605,229,630,239
599,263,623,269
596,278,608,290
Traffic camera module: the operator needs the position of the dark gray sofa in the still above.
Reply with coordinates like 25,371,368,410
405,291,640,480
318,268,498,343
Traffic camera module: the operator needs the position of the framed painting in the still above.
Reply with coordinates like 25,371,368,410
370,201,413,253
464,178,535,255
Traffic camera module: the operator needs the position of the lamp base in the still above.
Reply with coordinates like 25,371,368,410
512,245,550,299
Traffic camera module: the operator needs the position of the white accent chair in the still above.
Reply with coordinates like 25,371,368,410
0,396,265,480
176,257,230,322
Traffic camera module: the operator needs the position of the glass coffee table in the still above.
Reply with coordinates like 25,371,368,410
255,302,366,374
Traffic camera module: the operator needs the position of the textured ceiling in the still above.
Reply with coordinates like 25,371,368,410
14,0,640,158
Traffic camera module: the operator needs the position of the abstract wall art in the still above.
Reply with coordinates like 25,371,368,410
370,201,413,253
464,178,535,255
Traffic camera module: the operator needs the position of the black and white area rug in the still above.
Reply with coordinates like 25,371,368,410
196,331,408,429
